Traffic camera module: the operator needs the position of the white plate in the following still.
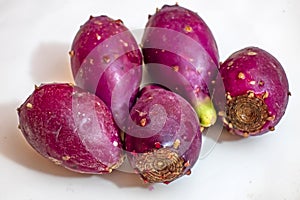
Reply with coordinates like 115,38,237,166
1,0,299,199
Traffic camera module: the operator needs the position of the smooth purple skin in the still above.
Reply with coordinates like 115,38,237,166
218,47,290,136
141,4,219,127
70,16,142,110
17,83,123,174
125,87,201,183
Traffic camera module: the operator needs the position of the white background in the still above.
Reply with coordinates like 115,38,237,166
0,0,299,199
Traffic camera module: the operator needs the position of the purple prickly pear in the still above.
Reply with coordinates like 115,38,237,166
17,83,124,174
70,16,142,127
217,47,290,137
124,86,201,184
141,4,219,127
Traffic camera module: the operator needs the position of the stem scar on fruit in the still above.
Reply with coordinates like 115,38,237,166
134,148,186,183
225,91,273,134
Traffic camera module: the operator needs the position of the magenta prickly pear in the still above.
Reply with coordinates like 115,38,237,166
124,86,202,184
17,83,124,174
218,47,290,137
70,15,142,114
141,4,219,127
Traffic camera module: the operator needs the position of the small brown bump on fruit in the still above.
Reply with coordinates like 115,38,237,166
148,14,152,19
140,118,147,127
267,115,275,121
49,157,62,165
114,19,123,25
135,109,147,117
194,87,200,95
119,39,128,47
258,80,265,86
263,91,269,99
89,15,94,20
222,116,229,125
228,123,233,129
96,33,101,40
173,139,181,149
200,126,205,132
103,56,110,63
218,111,226,117
26,103,33,109
226,92,232,100
156,7,160,13
184,161,190,167
269,126,275,131
242,132,250,137
184,25,193,33
94,20,102,26
247,91,255,98
238,72,246,80
17,124,21,129
171,65,179,72
247,51,257,56
62,156,71,161
105,167,113,173
89,59,94,65
249,81,256,85
227,61,234,67
185,169,191,175
288,91,292,96
113,141,118,147
69,50,75,57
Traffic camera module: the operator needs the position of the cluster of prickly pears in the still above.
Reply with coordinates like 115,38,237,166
17,3,290,185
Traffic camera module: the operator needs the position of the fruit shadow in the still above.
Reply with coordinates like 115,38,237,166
99,169,151,189
30,42,74,84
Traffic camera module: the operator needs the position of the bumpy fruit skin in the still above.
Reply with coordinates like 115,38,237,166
124,86,201,184
70,16,142,113
141,4,219,127
17,83,123,174
218,47,290,137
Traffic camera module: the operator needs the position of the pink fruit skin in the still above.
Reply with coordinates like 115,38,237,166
125,86,201,183
218,47,290,136
17,83,123,174
141,4,219,127
70,16,142,110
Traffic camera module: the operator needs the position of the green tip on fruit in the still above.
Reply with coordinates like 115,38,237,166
194,97,217,127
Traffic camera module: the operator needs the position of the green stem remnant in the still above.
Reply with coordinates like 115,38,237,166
194,97,217,127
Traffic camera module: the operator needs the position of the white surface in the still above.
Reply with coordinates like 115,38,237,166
0,0,299,199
